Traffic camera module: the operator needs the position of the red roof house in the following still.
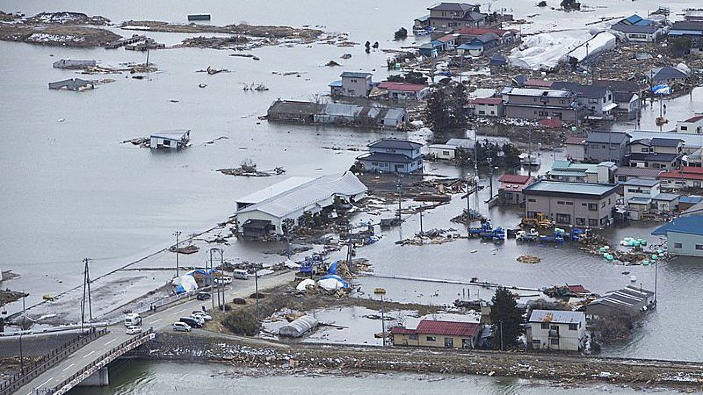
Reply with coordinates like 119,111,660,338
498,174,535,205
390,319,481,348
377,81,429,100
659,167,703,189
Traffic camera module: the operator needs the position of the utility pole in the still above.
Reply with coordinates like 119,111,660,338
654,256,658,305
374,288,387,347
173,231,182,277
255,270,260,325
487,157,493,200
396,176,402,223
217,248,225,313
209,250,215,311
210,248,221,310
419,209,424,235
527,129,532,177
466,172,472,232
81,258,92,332
19,293,25,374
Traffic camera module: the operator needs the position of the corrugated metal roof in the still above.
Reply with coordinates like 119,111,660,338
369,139,422,150
237,172,367,218
524,181,618,197
528,310,584,324
236,177,315,206
340,71,372,78
652,215,703,236
416,320,481,337
623,178,659,187
505,88,572,98
150,129,190,140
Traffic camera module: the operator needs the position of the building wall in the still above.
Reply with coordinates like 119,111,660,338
586,141,627,164
525,192,616,228
358,159,421,173
566,144,585,161
504,105,579,122
623,183,660,202
429,146,456,160
392,333,476,349
342,76,371,97
677,120,703,134
666,231,703,257
527,321,585,352
474,103,503,117
659,177,703,190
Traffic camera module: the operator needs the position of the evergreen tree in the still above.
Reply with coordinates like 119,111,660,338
424,83,469,132
489,287,524,349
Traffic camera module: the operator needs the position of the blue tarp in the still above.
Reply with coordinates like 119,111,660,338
328,260,338,275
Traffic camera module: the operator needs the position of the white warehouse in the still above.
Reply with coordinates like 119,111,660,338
235,172,367,239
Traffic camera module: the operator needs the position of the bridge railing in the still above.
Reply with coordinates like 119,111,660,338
49,327,155,395
0,328,108,395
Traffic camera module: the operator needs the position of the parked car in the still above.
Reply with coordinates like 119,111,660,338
173,322,191,332
179,317,202,328
189,314,205,326
126,326,143,335
196,292,211,300
214,276,232,285
124,313,142,327
192,311,212,321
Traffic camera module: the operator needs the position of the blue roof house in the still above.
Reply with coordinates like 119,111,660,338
652,207,703,257
356,138,423,174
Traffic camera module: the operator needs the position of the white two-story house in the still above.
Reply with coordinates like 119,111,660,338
622,178,661,211
527,310,586,352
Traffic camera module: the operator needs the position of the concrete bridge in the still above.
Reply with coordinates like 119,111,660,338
1,271,294,395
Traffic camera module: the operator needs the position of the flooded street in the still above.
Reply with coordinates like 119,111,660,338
2,0,703,392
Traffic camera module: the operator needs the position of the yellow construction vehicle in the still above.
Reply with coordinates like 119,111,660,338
520,212,552,229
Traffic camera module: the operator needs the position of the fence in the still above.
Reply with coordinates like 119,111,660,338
0,328,107,395
49,328,155,395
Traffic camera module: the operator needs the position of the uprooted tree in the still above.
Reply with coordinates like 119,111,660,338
591,312,638,344
424,82,468,132
489,287,524,349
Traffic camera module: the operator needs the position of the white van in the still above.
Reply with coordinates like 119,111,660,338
233,269,249,280
124,313,142,327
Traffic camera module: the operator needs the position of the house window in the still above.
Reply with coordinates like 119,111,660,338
588,203,597,211
674,242,682,249
550,338,559,346
442,151,450,156
162,140,171,146
565,201,574,206
556,214,571,224
589,219,598,226
527,199,536,203
576,217,585,226
601,201,606,208
426,336,436,342
681,126,688,131
540,323,549,329
409,334,418,340
568,323,578,330
444,337,454,348
696,244,703,250
527,211,537,218
557,201,565,205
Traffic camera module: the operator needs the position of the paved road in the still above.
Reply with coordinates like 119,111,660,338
14,271,294,394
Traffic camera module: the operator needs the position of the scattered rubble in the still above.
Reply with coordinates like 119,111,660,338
196,66,232,75
0,289,28,306
516,255,541,264
217,162,285,177
179,36,249,49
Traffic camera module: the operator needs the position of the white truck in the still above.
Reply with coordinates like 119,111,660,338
124,313,142,327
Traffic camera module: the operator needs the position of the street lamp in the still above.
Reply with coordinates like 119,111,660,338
374,288,387,347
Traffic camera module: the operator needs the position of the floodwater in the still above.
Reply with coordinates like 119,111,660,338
2,0,703,392
67,360,681,395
